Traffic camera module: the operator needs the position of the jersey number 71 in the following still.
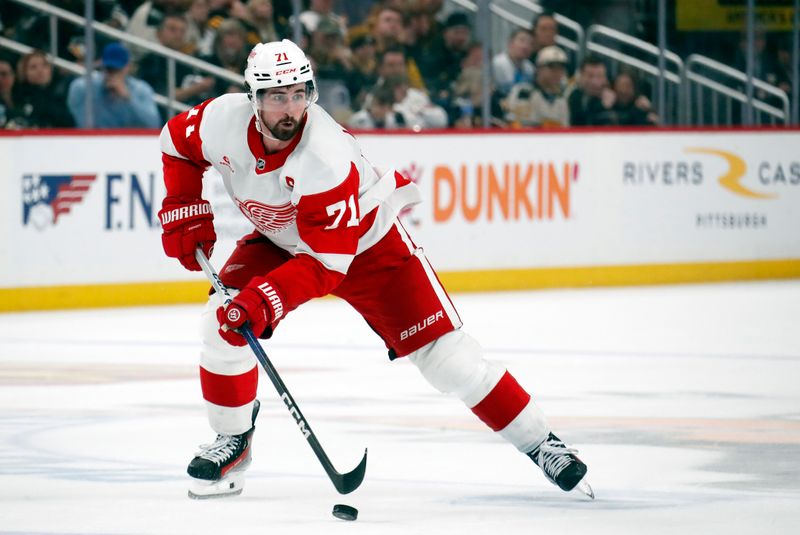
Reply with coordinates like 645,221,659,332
324,195,359,230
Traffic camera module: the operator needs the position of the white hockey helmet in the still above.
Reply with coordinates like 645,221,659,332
244,39,317,118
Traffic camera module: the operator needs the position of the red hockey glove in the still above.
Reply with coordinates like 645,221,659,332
158,198,216,271
216,277,285,346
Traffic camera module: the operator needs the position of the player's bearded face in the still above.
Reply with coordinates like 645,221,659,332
258,84,308,141
264,112,301,141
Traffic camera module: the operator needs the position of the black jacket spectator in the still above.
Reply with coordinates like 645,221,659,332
12,50,74,128
418,12,473,107
0,56,18,128
611,71,657,126
568,89,616,126
568,56,616,126
345,34,379,110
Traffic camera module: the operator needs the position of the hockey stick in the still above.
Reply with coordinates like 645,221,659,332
195,249,368,495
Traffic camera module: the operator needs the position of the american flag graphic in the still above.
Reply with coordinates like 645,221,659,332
236,198,297,235
22,174,97,228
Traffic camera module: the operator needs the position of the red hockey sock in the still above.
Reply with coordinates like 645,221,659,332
470,371,531,431
199,365,258,407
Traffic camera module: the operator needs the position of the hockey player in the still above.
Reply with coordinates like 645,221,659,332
158,39,592,500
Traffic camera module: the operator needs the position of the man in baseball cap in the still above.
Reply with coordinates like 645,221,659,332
100,42,130,70
67,42,161,128
535,45,568,68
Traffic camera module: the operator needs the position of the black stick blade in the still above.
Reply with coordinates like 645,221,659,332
331,448,368,495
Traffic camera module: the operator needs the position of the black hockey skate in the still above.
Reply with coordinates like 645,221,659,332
528,432,594,499
187,400,260,499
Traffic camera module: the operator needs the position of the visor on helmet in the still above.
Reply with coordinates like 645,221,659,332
253,80,317,111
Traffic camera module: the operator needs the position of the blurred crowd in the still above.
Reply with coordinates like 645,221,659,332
0,0,793,130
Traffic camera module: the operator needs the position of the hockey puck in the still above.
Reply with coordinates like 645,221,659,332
332,504,358,521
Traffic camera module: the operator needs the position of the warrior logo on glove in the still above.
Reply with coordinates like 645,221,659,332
157,199,216,272
215,276,285,346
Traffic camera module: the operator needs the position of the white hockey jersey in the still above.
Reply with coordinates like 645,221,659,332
160,94,421,313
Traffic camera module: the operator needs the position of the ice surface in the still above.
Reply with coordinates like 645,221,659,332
1,281,799,534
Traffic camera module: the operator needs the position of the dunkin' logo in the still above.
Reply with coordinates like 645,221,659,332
235,198,296,235
433,161,578,222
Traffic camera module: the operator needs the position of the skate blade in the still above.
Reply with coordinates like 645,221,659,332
188,487,243,500
575,479,595,499
187,474,245,500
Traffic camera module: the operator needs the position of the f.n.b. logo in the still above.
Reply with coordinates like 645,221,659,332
22,174,96,230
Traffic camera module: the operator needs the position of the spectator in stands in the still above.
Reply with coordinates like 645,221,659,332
297,0,345,35
0,56,18,128
611,71,657,126
530,11,558,63
346,34,379,110
375,46,426,92
307,17,353,121
529,10,574,75
405,1,440,65
420,11,473,107
384,73,448,129
138,14,216,109
348,83,405,129
733,28,784,87
309,17,351,81
241,0,288,44
506,45,569,128
348,5,426,90
205,0,268,46
67,43,161,128
12,50,75,128
201,18,249,95
338,0,376,29
492,28,535,96
369,6,406,51
734,31,791,111
568,55,616,126
127,0,186,59
207,0,250,27
774,37,792,95
186,0,216,57
451,41,506,128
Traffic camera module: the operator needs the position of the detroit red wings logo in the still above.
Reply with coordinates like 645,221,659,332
236,198,297,234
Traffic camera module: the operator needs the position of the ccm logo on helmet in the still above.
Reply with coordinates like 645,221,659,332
275,68,297,75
